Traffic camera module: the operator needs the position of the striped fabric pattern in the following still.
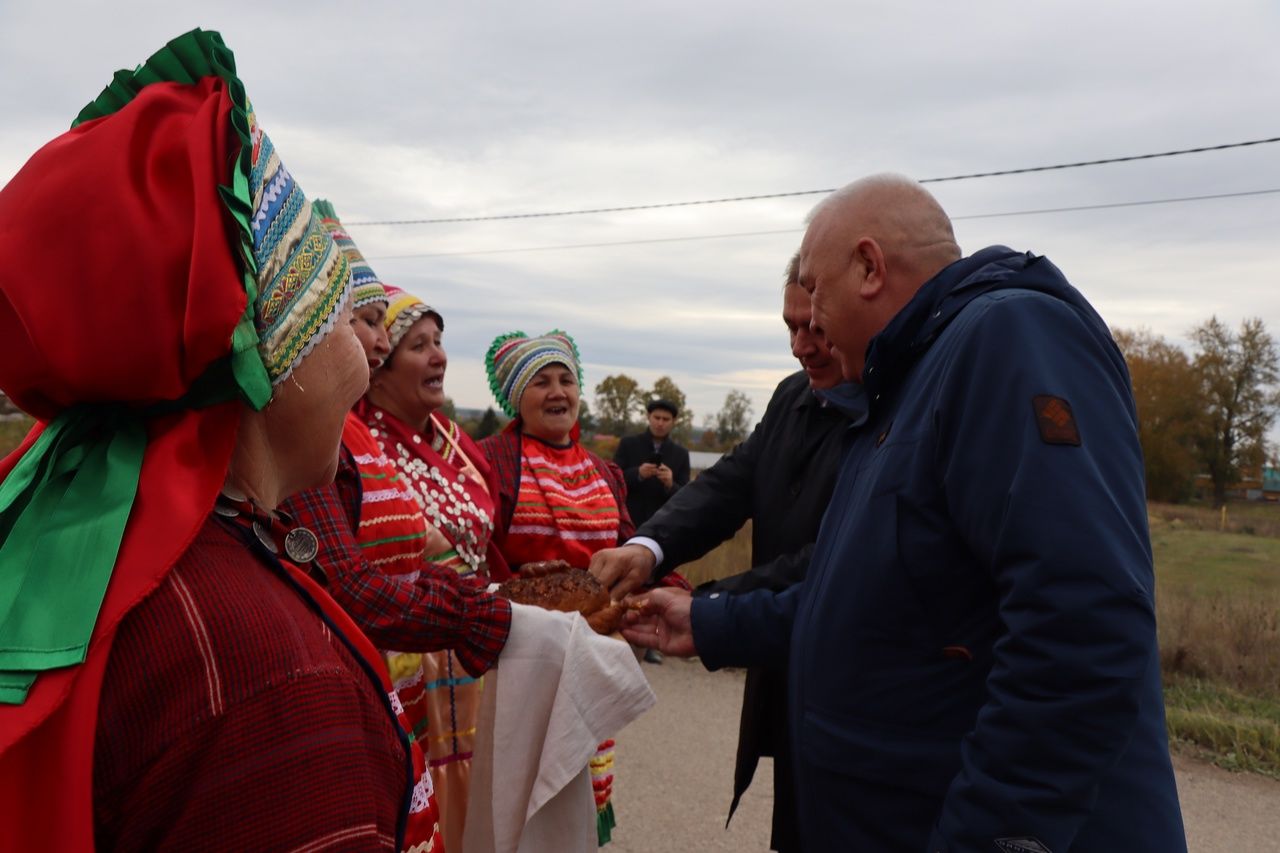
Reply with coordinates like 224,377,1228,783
247,111,352,384
502,436,621,568
341,416,429,575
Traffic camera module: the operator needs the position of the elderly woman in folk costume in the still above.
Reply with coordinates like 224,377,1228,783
0,31,445,851
283,207,510,852
476,332,644,846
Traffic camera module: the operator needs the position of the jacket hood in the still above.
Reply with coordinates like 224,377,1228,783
861,246,1114,409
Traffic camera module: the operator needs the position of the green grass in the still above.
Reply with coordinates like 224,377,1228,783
1163,674,1280,778
1151,526,1280,596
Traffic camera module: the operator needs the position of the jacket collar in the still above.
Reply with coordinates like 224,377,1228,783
860,245,1087,416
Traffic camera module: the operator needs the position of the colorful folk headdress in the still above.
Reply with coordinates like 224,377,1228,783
0,29,348,709
485,330,583,419
383,284,443,350
312,199,387,308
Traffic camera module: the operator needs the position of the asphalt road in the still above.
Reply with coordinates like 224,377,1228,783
606,657,1280,852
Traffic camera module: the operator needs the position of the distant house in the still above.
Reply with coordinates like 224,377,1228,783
1193,469,1268,502
1264,467,1280,502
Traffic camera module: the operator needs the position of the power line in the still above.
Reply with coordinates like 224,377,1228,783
348,136,1280,227
367,186,1280,261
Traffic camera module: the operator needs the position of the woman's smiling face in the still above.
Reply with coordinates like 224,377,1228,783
518,363,580,444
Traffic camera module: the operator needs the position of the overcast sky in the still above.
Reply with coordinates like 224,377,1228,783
3,1,1277,430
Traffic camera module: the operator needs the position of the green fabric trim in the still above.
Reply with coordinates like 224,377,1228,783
0,29,269,706
596,802,616,845
360,531,432,548
0,409,145,703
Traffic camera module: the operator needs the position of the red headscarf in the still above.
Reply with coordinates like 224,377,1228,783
0,30,341,850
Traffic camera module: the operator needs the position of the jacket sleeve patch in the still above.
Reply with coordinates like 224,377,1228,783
1032,395,1081,446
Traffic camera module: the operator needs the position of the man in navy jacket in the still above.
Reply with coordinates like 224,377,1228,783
624,174,1186,852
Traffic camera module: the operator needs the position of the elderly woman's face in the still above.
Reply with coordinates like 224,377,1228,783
268,299,368,490
369,315,447,428
519,363,580,444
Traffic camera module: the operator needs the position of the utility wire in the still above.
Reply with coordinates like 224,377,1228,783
348,136,1280,227
367,186,1280,261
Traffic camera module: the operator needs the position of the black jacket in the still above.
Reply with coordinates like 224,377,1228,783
637,370,847,851
613,430,690,526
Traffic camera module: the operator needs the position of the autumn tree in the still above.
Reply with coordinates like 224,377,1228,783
714,390,754,447
646,376,694,442
1113,328,1201,502
594,374,644,435
1190,316,1280,507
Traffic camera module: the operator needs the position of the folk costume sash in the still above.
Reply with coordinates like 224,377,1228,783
504,435,621,568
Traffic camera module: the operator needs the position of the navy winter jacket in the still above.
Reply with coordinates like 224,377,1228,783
694,247,1186,852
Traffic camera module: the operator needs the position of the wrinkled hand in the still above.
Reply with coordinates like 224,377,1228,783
620,588,696,657
519,558,573,578
588,544,656,598
638,462,659,480
655,464,674,488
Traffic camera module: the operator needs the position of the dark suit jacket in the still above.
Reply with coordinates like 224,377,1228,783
613,430,690,527
637,370,847,851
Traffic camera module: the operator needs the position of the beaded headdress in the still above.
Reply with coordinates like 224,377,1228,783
383,285,443,350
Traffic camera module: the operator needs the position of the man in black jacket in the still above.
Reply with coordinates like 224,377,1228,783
590,254,848,852
613,399,691,526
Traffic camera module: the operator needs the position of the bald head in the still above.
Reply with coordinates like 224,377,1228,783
807,173,960,281
799,174,961,382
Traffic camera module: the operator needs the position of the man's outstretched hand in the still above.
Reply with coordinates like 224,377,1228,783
588,543,656,598
621,587,695,658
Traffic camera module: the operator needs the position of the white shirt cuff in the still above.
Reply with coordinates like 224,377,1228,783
625,536,664,568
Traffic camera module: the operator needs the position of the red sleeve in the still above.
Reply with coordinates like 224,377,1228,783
282,451,511,676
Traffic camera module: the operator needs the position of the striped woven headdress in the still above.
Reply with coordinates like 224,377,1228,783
311,199,386,309
485,330,582,419
248,116,352,384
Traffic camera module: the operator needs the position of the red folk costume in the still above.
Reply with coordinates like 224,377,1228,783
0,30,440,852
477,330,637,845
352,286,512,851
